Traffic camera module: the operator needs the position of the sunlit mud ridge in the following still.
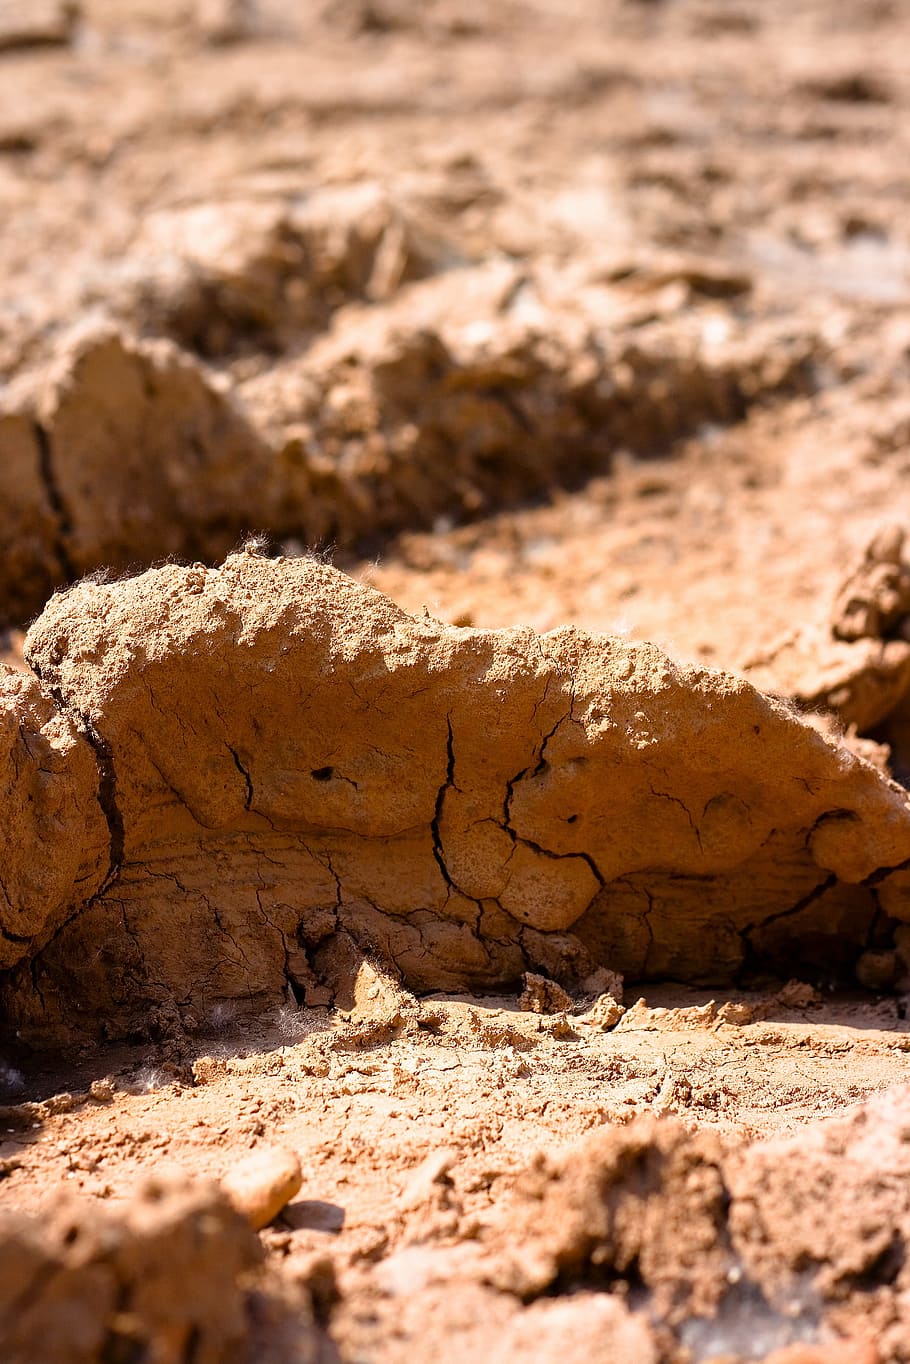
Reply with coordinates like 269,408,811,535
3,547,910,1043
0,303,816,625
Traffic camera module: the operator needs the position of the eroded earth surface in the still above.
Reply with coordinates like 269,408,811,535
3,0,910,1360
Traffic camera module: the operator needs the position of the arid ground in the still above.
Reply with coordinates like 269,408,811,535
2,1,910,1360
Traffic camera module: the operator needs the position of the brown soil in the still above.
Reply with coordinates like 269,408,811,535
3,0,910,1360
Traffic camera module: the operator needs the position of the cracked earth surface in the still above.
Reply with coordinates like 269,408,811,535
3,0,910,1360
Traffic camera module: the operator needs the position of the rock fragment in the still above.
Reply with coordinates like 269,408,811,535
222,1146,304,1230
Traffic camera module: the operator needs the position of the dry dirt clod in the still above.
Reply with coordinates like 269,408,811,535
855,948,900,991
4,553,910,1042
581,992,626,1030
580,966,625,1002
399,1150,457,1209
713,999,754,1026
519,972,574,1014
0,1174,263,1364
773,980,823,1010
222,1145,304,1231
749,525,910,737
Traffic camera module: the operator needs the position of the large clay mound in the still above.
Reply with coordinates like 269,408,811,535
3,548,910,1041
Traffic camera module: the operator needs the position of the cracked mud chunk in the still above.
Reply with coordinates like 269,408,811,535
1,550,909,1040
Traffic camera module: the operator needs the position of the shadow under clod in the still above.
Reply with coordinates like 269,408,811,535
281,1200,346,1235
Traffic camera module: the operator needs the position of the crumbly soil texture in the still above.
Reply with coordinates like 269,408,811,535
3,1,910,1361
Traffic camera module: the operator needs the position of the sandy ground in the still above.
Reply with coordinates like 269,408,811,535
3,0,910,1360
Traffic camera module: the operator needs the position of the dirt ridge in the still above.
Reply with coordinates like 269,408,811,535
2,548,910,1041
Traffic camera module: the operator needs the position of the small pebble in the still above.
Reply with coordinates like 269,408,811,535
222,1145,303,1230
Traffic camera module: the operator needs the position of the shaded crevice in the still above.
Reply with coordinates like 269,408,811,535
739,872,838,962
228,745,254,810
0,924,34,946
511,829,606,888
426,719,485,929
648,780,704,853
501,717,606,888
33,419,77,582
254,888,294,998
861,852,910,888
27,656,125,897
430,715,458,894
76,718,125,894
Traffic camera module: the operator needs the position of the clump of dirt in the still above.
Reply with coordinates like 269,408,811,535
2,548,910,1042
0,300,816,625
0,666,107,970
0,329,274,620
748,526,910,735
5,0,910,1358
121,185,445,358
328,1087,910,1361
0,1173,267,1364
243,302,815,552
